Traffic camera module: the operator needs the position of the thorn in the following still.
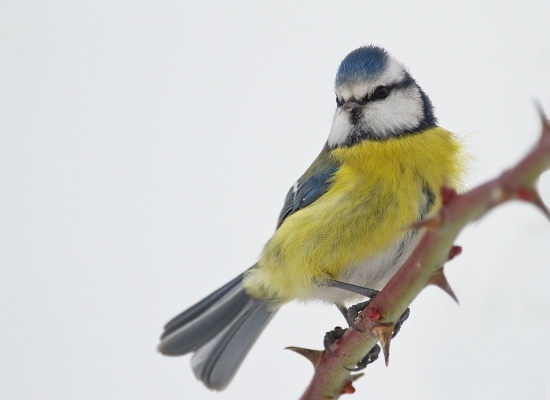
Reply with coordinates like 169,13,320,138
534,100,549,130
532,195,550,221
340,375,364,394
441,186,458,205
515,187,550,221
349,373,364,382
341,381,356,394
372,325,393,367
448,245,462,261
429,268,459,304
286,347,323,368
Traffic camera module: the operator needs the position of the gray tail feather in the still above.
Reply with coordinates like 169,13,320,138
158,271,276,390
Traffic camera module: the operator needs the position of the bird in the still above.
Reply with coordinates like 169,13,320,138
157,45,464,390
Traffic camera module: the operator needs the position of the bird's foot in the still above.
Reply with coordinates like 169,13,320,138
392,307,410,338
345,298,410,338
323,326,347,356
344,344,381,372
346,300,372,332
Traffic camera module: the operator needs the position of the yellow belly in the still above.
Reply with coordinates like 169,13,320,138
244,127,464,303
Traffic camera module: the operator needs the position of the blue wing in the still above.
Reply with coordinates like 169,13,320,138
276,145,339,228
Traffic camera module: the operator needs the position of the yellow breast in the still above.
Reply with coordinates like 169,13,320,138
244,127,464,303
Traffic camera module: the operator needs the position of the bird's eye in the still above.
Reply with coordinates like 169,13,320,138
372,86,390,100
336,97,344,107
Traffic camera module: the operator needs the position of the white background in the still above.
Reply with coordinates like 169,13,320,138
1,1,549,399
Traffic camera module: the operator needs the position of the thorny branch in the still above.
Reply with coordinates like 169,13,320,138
291,110,550,400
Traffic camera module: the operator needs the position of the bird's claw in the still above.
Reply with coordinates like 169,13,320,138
323,326,347,356
345,297,409,339
346,300,371,332
392,307,410,338
344,344,381,372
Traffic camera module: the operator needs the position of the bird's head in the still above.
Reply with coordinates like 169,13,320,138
328,46,436,148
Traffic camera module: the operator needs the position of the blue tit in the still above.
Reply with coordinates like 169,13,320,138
158,45,464,390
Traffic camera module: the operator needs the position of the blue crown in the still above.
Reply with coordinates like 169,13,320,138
335,46,388,86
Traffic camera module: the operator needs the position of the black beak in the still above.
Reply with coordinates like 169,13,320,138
343,100,363,125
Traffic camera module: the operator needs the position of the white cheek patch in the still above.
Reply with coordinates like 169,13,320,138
362,86,423,137
329,85,424,145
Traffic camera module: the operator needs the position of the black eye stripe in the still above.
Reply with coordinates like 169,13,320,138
362,85,392,103
336,76,415,106
364,77,415,103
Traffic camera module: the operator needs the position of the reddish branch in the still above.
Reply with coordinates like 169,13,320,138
291,111,550,400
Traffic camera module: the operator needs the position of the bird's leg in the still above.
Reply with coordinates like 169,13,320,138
328,280,409,335
328,280,379,331
328,279,379,298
